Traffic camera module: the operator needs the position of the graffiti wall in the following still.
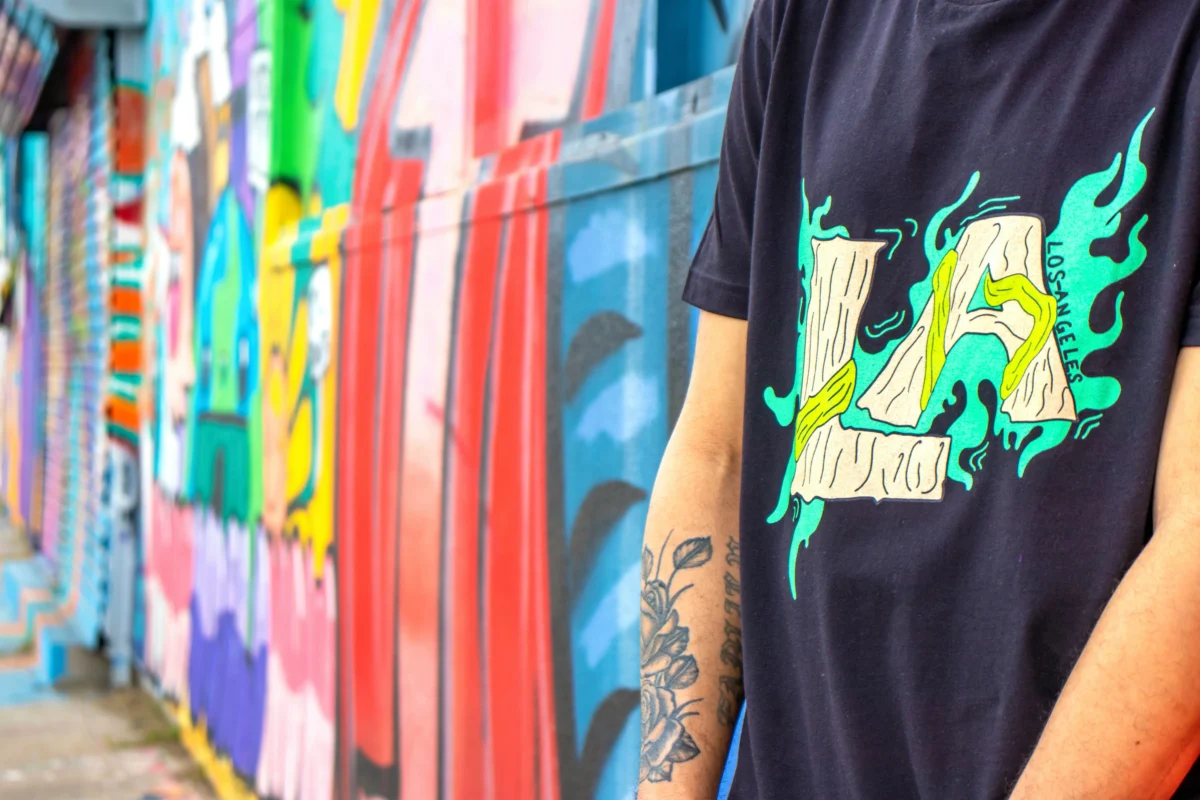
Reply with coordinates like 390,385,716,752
0,29,154,688
134,0,747,798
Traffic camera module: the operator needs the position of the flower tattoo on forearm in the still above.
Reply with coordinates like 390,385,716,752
640,531,713,784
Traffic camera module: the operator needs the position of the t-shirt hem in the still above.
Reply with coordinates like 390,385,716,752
682,270,750,320
1183,314,1200,347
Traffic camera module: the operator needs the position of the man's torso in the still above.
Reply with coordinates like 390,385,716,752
725,1,1200,796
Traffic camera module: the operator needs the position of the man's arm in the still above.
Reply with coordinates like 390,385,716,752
640,310,747,798
1011,347,1200,799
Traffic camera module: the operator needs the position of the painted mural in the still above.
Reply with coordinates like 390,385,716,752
120,0,749,798
0,29,153,690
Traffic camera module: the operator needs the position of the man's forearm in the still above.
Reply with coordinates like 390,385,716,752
639,433,743,799
1011,515,1200,799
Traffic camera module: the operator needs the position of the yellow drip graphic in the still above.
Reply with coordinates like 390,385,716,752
794,359,857,461
921,250,957,410
983,272,1057,399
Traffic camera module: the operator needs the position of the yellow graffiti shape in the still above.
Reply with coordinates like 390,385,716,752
284,206,347,578
259,218,296,537
983,272,1058,400
334,0,384,131
922,250,957,411
264,184,303,252
794,359,857,461
261,349,289,536
285,296,315,517
171,696,258,800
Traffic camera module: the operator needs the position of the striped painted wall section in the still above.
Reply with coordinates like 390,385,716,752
0,0,755,793
40,84,72,578
66,31,114,647
103,30,147,687
0,33,126,692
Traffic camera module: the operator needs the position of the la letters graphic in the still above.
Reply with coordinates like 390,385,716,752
764,110,1155,597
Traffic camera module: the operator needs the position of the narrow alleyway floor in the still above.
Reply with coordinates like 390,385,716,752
0,517,213,799
0,685,216,800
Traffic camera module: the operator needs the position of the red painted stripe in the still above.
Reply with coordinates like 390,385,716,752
114,201,144,225
486,205,537,800
444,182,506,800
582,0,618,120
516,208,539,799
340,1,426,791
529,132,561,799
335,238,361,800
396,219,458,800
353,3,424,216
469,0,512,156
494,134,539,179
375,208,414,753
339,219,393,768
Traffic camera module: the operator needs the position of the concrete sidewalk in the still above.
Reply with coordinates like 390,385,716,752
0,517,212,799
0,685,215,800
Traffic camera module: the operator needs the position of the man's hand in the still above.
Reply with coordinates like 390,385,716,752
1011,347,1200,799
639,311,747,798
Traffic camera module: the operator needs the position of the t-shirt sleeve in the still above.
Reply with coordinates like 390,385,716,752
681,9,773,321
1184,275,1200,346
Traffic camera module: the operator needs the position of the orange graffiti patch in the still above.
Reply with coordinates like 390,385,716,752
110,341,142,373
114,86,146,172
107,397,139,430
111,286,142,314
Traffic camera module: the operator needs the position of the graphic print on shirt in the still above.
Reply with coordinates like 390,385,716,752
765,110,1154,598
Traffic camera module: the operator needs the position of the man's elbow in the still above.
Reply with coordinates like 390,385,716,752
667,404,743,478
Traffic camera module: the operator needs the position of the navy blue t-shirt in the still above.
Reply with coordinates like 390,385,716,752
684,0,1200,797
